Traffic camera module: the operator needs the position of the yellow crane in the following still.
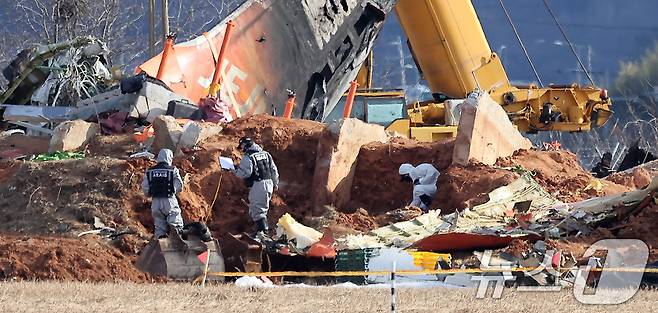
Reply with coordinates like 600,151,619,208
356,0,612,141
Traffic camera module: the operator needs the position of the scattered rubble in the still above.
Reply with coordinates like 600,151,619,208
1,36,112,106
0,111,655,283
0,0,653,288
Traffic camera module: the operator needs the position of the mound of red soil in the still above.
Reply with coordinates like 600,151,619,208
0,158,149,237
177,115,326,235
0,133,49,160
606,161,657,190
435,162,518,212
497,149,631,202
348,138,454,215
0,235,149,282
333,208,379,233
87,133,140,158
615,202,658,260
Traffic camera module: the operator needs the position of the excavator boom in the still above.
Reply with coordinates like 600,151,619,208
387,0,612,135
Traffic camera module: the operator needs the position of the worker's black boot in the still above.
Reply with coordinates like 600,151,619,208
253,217,269,241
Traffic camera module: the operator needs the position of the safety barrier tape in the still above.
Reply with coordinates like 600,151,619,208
197,267,658,280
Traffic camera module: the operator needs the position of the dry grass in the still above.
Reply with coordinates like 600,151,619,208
0,282,657,313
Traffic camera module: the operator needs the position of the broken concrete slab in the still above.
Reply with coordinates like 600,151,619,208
178,122,223,149
72,82,189,122
1,105,74,123
311,118,388,211
452,92,532,165
152,115,183,153
48,120,99,153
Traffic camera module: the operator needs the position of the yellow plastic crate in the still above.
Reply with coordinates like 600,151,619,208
407,251,451,271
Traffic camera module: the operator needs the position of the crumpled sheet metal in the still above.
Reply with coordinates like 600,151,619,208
454,173,562,231
336,210,445,250
568,176,658,214
1,36,110,106
536,176,658,236
338,174,561,252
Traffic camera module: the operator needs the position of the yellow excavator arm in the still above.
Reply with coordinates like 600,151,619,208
387,0,612,136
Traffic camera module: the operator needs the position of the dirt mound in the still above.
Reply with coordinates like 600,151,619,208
0,115,327,240
0,158,149,237
334,208,379,233
435,162,518,212
0,161,20,185
615,202,658,260
606,160,658,189
0,133,49,159
348,138,454,215
0,235,149,282
87,133,140,158
497,149,631,202
174,115,326,235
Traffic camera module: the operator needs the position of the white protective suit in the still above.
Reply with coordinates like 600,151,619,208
234,143,279,222
141,149,184,238
399,163,440,211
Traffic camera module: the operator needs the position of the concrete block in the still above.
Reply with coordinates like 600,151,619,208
452,93,532,165
311,118,388,210
2,105,74,123
178,122,223,149
152,115,183,152
48,120,100,153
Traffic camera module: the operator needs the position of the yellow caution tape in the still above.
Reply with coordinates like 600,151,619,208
196,267,658,282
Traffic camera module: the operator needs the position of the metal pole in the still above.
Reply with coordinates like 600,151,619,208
156,35,175,80
283,93,296,118
148,0,156,57
209,20,236,97
343,80,360,119
161,0,169,42
390,262,397,313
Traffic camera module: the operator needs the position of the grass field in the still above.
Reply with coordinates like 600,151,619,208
0,282,657,313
